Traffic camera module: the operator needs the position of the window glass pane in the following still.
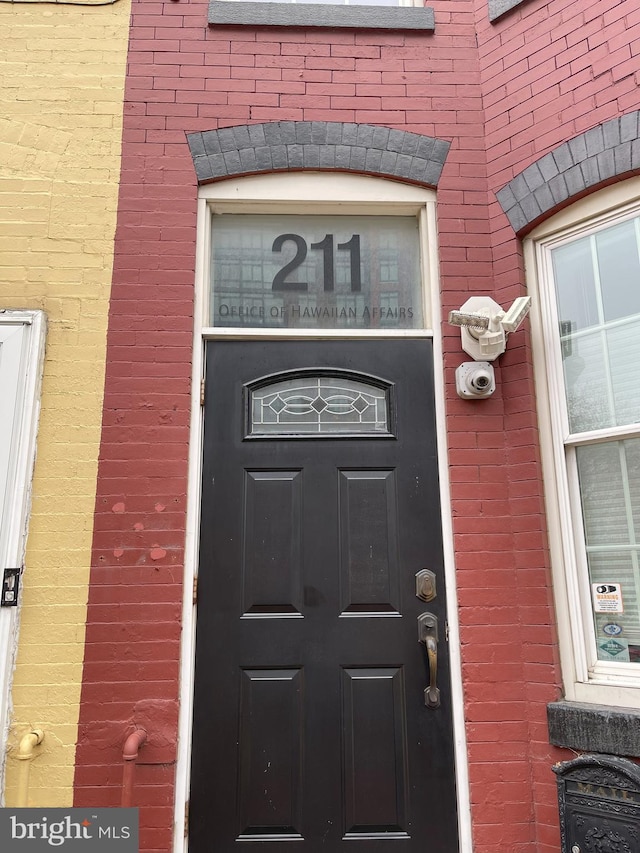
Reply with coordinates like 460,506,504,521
588,552,640,662
552,236,598,332
562,330,609,433
552,214,640,433
595,220,640,322
250,375,390,436
626,439,640,535
578,442,628,546
608,321,640,427
562,321,640,433
210,214,423,330
577,439,640,662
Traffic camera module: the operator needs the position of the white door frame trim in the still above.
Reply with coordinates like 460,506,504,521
173,174,472,853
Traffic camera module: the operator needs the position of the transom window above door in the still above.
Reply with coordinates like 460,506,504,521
209,214,424,331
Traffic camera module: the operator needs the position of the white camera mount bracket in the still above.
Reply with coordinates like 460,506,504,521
448,295,531,361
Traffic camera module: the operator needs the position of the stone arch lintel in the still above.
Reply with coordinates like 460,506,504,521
187,122,451,188
496,111,640,234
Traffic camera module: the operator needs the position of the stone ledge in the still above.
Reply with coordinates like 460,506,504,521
548,700,640,758
209,1,435,30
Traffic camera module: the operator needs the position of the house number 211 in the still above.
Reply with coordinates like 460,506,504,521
271,233,362,292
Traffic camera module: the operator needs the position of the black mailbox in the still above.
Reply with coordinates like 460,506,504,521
554,754,640,853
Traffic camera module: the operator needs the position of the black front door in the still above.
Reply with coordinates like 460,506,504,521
190,339,458,852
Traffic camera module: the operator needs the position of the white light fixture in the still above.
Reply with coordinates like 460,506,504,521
448,296,531,361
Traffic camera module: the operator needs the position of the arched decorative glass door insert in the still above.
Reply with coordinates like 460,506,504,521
246,371,394,437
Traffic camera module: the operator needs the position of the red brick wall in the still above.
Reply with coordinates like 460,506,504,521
73,0,640,850
73,1,199,838
477,0,640,292
473,1,640,847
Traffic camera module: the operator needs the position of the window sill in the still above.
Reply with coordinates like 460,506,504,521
548,700,640,758
208,1,435,31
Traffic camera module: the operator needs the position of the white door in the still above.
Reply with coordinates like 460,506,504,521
0,312,45,801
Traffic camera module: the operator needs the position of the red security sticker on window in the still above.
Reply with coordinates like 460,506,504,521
592,583,624,613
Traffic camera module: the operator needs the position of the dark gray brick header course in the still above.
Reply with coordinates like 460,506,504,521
496,111,640,234
488,0,534,23
187,122,451,187
209,1,435,31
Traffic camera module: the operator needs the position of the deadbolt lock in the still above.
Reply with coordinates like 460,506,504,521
415,569,436,602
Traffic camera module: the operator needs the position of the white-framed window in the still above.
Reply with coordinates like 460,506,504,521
0,310,46,793
196,172,440,336
526,177,640,707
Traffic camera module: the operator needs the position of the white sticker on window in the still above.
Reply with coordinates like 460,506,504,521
592,583,624,613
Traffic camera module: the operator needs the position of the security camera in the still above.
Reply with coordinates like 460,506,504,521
455,362,495,399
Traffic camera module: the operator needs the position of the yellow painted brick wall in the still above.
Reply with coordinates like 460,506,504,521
0,0,130,806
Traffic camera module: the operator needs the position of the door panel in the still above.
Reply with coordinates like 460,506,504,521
190,340,458,853
341,665,408,836
243,470,303,616
339,469,400,613
238,668,304,838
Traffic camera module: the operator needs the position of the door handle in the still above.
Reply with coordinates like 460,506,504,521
417,613,440,709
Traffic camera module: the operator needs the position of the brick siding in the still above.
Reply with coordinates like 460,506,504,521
1,0,130,808
72,0,640,850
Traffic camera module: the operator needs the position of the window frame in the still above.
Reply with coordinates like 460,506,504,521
526,177,640,707
197,172,439,338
